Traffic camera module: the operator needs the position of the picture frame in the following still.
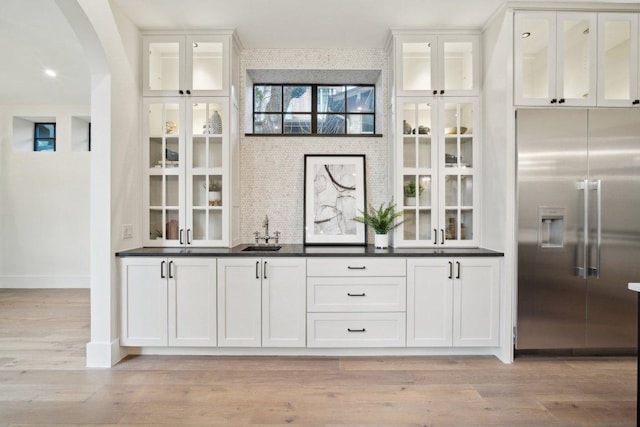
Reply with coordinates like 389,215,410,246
303,154,366,245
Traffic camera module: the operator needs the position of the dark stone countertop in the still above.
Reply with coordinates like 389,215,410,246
116,244,503,257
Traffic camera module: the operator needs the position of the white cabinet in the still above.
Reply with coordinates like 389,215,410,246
120,257,217,347
306,258,407,348
143,97,231,247
514,11,598,106
597,13,640,107
143,34,230,97
395,33,480,97
396,97,479,247
407,257,500,347
217,258,306,347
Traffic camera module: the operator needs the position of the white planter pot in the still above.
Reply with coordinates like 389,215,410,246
374,233,389,249
404,196,416,206
208,191,222,206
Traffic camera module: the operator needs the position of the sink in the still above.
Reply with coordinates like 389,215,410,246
242,245,282,252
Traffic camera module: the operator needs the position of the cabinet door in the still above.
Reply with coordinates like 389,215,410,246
597,13,640,107
217,258,262,347
120,258,168,346
438,99,479,247
407,259,453,346
143,98,186,247
514,12,557,106
185,97,229,246
556,12,597,106
262,258,306,347
143,35,186,97
437,35,480,96
397,98,438,247
168,258,217,347
453,258,500,347
185,35,229,96
396,35,438,96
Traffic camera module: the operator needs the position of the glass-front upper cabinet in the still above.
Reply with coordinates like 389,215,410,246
143,97,229,247
143,34,229,97
514,11,597,106
396,97,479,248
395,34,480,97
597,13,640,107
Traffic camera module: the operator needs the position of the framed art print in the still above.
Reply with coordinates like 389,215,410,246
303,154,366,245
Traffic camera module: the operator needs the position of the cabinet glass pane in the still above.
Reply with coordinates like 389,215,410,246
403,175,418,206
149,209,163,240
192,137,206,168
149,138,163,168
403,137,415,168
461,209,473,240
193,102,223,135
562,19,591,100
461,175,473,206
148,103,163,136
209,138,222,168
403,209,416,240
149,176,163,206
192,175,207,207
165,137,179,169
165,104,180,135
418,175,431,207
445,175,458,206
165,210,180,241
209,211,223,240
418,210,432,240
445,210,458,240
603,21,631,101
192,42,223,91
166,175,179,207
520,18,550,99
402,42,432,91
193,210,206,241
148,42,179,91
460,137,473,168
443,41,473,91
418,138,432,169
207,175,222,207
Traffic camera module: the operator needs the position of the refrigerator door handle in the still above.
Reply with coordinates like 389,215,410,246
576,179,589,279
589,180,602,278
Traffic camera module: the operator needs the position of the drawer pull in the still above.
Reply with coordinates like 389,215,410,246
347,328,366,333
347,292,366,297
347,266,366,270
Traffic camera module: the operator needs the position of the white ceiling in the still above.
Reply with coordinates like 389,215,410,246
1,0,638,105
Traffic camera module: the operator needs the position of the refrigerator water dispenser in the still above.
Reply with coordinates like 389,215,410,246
538,207,565,248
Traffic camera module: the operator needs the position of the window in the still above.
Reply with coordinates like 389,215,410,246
34,123,56,151
253,84,375,135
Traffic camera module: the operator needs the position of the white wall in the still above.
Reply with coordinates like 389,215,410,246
239,49,390,244
0,104,90,288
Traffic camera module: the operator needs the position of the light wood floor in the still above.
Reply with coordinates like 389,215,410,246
0,289,636,426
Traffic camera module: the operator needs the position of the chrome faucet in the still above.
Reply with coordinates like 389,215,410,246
254,215,280,245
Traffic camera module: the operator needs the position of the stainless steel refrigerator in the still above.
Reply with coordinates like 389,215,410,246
517,108,640,350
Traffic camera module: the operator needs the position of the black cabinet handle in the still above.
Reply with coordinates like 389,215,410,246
347,292,366,297
448,261,453,279
161,260,166,279
441,229,445,245
440,89,444,95
432,90,437,95
263,261,267,279
550,98,557,104
456,261,461,279
255,261,259,279
633,99,640,105
559,98,565,104
347,266,366,270
186,90,191,95
168,260,174,279
347,328,366,333
187,229,191,245
179,229,184,245
179,90,184,95
433,228,437,245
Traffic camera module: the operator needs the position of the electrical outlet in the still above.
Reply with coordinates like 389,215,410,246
122,224,133,239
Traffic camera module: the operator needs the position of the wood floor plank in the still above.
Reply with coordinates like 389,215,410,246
0,289,636,426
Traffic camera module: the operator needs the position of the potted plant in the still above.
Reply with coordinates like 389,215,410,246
207,179,222,206
403,181,424,206
353,200,404,249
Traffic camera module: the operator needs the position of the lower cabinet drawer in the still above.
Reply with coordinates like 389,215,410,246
307,276,406,312
307,312,406,347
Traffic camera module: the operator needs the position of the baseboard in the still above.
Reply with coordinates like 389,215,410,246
0,275,90,288
86,339,127,368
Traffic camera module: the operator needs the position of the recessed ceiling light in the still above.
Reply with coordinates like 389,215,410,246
44,69,57,78
521,32,531,39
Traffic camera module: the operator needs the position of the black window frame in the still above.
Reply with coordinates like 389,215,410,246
252,83,376,136
34,122,56,152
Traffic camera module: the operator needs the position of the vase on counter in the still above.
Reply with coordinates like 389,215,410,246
374,233,389,249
